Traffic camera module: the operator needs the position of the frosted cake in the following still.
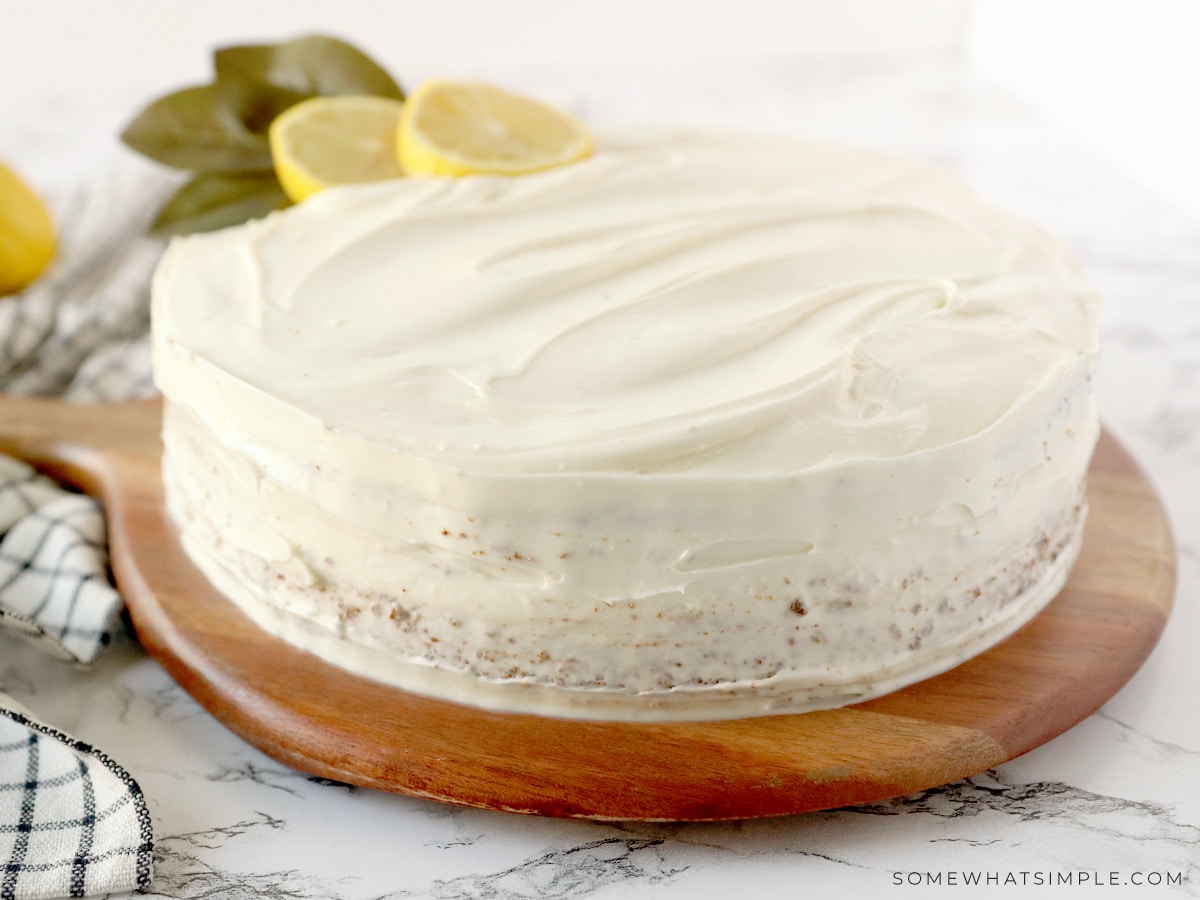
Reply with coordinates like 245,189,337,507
151,128,1101,721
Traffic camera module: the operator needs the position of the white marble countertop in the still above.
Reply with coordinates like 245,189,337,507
2,53,1198,898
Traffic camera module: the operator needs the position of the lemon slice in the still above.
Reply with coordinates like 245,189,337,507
0,162,55,296
397,79,592,177
269,95,406,203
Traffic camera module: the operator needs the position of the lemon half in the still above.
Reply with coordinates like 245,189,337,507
269,95,407,203
398,79,592,177
0,162,55,296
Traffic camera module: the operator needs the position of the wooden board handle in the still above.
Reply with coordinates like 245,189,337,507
0,393,161,498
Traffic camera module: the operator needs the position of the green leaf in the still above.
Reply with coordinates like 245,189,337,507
214,34,405,100
150,170,291,236
120,84,274,172
224,77,311,135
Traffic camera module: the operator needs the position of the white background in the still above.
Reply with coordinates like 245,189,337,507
2,0,1198,222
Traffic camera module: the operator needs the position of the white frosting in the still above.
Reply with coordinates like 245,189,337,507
152,127,1101,721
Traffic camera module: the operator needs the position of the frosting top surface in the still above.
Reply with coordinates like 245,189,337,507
154,127,1099,475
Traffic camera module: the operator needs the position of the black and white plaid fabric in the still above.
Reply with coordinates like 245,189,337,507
0,161,164,402
0,457,123,665
0,700,153,899
0,156,173,897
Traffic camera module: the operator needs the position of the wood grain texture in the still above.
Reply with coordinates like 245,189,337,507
0,395,1176,820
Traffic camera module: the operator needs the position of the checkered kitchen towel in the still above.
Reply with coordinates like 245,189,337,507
0,458,124,666
1,156,172,896
0,700,154,899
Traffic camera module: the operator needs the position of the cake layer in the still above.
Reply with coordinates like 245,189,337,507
152,127,1101,720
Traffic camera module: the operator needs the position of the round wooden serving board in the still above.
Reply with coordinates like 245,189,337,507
0,396,1176,821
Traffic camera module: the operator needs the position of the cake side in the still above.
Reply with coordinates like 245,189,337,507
151,127,1101,721
155,355,1094,719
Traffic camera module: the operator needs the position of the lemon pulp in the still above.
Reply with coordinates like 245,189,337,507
397,79,592,177
269,95,406,203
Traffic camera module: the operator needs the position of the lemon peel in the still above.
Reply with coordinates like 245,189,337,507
0,162,55,296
